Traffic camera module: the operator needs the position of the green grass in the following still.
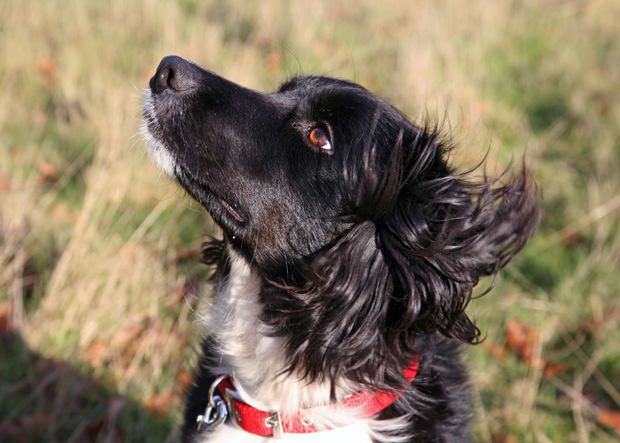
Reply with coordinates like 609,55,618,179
1,0,619,441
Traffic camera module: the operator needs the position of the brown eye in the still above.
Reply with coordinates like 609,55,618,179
307,127,332,152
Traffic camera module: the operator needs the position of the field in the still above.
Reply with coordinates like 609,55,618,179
1,0,619,441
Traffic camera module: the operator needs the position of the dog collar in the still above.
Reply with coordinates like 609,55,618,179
196,357,420,438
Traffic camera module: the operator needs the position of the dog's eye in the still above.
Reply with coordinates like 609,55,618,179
307,127,332,152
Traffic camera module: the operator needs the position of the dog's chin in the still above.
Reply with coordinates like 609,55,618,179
140,89,249,241
141,128,177,178
140,90,177,179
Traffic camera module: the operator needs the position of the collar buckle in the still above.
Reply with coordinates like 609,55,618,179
265,410,284,439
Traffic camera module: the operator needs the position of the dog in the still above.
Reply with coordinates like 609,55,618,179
141,56,540,442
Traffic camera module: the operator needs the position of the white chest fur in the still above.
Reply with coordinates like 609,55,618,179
196,249,403,443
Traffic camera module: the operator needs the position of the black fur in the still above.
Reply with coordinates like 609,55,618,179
143,56,541,442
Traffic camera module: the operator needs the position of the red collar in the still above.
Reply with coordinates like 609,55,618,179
197,357,420,437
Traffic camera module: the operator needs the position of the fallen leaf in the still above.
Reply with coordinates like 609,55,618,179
543,363,568,379
51,203,78,223
505,320,544,368
119,243,138,259
492,432,517,443
166,278,200,309
85,416,106,441
0,301,13,334
0,175,11,192
492,432,518,443
597,408,620,434
266,52,282,73
482,339,506,361
175,244,202,264
145,392,176,416
111,322,144,352
85,403,125,442
177,371,193,392
581,305,620,334
36,159,60,182
84,340,110,367
559,228,585,247
37,57,57,84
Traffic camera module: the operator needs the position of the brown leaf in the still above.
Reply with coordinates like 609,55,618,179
167,284,189,307
505,320,544,368
85,416,106,441
581,305,620,334
84,400,125,441
84,340,111,367
492,432,517,443
266,52,282,73
111,322,144,352
482,339,507,361
37,57,57,84
174,245,202,264
177,371,192,392
543,363,568,379
0,175,11,192
119,243,138,259
0,301,14,334
166,278,200,309
597,408,620,434
145,392,176,416
50,203,78,223
559,228,585,247
36,159,60,182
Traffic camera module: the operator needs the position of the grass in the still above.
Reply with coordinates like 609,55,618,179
1,0,619,441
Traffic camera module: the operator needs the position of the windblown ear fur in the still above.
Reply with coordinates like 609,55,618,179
356,124,541,346
261,124,541,389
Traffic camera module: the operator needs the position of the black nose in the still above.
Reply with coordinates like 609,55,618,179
150,55,200,94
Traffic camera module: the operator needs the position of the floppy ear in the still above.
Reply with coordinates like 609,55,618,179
342,123,540,344
262,124,540,389
376,153,541,346
371,125,540,344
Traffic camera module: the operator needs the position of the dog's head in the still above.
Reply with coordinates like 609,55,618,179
142,56,540,385
141,56,415,268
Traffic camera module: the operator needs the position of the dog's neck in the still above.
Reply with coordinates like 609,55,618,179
200,245,412,442
203,247,354,414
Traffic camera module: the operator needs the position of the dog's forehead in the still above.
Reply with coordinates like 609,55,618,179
277,76,367,99
278,75,356,91
272,75,380,118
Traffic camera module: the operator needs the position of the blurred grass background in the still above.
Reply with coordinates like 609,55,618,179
1,0,619,441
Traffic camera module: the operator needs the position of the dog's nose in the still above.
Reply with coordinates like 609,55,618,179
150,55,200,94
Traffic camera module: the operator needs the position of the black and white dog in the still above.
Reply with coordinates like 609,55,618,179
141,56,540,442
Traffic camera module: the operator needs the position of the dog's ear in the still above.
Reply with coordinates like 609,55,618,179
366,125,541,345
263,124,540,387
